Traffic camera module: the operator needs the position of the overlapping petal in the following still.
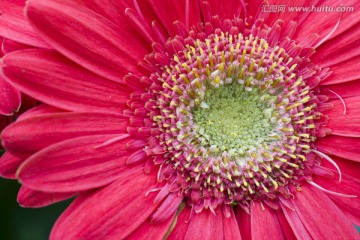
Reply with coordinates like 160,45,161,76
291,184,359,239
2,112,129,156
26,0,149,82
17,134,139,192
2,49,130,114
17,186,77,208
0,0,50,48
50,167,163,240
0,75,21,115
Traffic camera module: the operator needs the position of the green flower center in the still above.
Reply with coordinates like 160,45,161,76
192,84,278,156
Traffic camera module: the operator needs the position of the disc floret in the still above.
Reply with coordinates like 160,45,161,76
146,31,320,211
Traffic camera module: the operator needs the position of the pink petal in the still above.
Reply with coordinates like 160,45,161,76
126,212,175,240
0,75,21,115
76,0,155,47
311,22,360,67
166,206,192,239
320,55,360,85
293,0,359,47
275,210,298,240
244,0,267,20
250,202,285,240
0,37,3,56
235,207,252,240
0,0,50,48
264,0,316,28
326,0,360,40
2,112,129,156
184,209,224,239
0,151,23,179
313,173,360,226
291,184,359,239
321,155,360,179
18,186,77,208
0,105,64,177
321,80,360,99
280,204,311,240
223,207,242,240
147,0,201,35
125,8,155,44
151,192,183,223
17,104,66,121
77,0,147,34
50,168,163,240
325,96,360,137
202,0,244,21
26,0,148,82
315,135,360,162
2,38,32,54
17,134,138,192
2,49,130,114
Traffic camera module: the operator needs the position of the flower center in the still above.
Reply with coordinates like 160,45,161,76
138,28,321,212
192,83,277,156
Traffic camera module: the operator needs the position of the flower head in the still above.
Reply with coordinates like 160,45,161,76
0,0,360,239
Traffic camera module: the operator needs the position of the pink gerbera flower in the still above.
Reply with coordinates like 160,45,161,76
1,0,360,239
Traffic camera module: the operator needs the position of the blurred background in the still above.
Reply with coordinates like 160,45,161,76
0,171,72,240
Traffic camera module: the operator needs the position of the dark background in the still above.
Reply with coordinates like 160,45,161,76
0,177,72,240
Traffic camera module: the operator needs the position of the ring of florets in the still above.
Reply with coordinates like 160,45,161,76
149,31,320,211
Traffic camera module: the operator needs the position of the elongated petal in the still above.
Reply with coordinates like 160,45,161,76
185,209,224,239
280,204,311,240
167,206,191,239
0,151,23,179
312,22,360,67
325,96,360,137
151,192,183,223
147,0,201,34
0,105,65,176
0,76,21,115
264,0,317,27
321,80,360,99
315,135,360,162
17,104,66,121
2,112,129,156
17,134,137,192
223,207,242,240
18,186,77,208
126,212,175,240
50,167,162,240
0,0,50,48
2,49,129,114
275,210,298,240
292,184,359,239
326,0,360,40
26,0,147,82
235,207,251,240
293,0,359,46
321,156,360,179
320,55,360,85
313,173,360,226
203,0,244,21
250,202,285,240
2,38,32,54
